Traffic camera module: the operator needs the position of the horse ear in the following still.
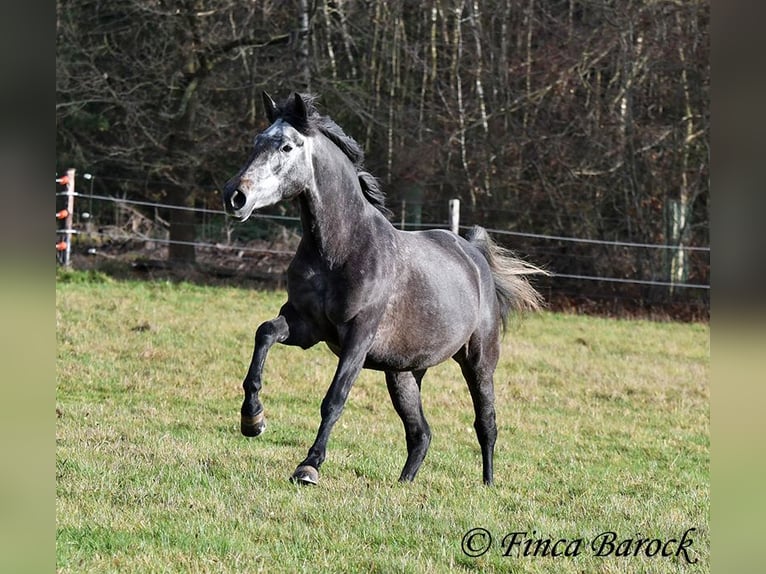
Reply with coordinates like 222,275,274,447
293,92,308,122
262,91,278,123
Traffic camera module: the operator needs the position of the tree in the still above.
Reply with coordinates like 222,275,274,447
57,0,709,305
56,0,302,263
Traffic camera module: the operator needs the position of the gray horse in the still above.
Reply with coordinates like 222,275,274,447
223,92,546,485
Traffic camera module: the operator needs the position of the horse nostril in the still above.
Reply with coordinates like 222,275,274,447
230,189,247,210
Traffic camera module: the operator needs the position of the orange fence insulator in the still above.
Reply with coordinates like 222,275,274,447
56,209,69,220
56,175,70,185
56,241,67,251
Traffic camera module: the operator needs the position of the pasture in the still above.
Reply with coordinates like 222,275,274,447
56,271,709,573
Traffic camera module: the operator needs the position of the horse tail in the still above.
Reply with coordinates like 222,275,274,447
466,226,549,332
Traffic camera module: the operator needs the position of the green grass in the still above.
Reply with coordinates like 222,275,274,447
56,271,709,573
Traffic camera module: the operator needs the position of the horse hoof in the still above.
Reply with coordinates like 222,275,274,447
290,465,319,486
241,412,266,437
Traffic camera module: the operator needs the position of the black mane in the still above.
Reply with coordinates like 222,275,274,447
275,93,392,218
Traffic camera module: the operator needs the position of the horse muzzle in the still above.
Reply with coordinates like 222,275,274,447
222,178,248,213
227,189,248,212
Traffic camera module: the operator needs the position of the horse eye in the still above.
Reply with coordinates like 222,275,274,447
281,143,293,153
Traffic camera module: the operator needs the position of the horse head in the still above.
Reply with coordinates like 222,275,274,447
222,92,313,221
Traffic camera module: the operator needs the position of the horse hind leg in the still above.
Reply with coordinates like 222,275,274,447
455,343,499,486
385,370,431,482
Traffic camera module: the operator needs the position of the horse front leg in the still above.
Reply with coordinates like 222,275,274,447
241,304,317,437
240,316,289,436
291,323,376,485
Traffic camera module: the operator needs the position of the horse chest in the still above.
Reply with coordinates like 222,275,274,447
287,261,375,337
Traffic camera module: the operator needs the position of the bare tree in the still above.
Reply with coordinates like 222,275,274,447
57,0,306,263
57,0,709,305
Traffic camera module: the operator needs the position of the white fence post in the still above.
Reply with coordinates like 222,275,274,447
449,198,460,234
64,168,75,266
56,168,76,266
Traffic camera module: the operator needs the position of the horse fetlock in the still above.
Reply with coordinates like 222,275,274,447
241,411,266,437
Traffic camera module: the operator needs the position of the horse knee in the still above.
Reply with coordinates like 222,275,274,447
255,321,280,346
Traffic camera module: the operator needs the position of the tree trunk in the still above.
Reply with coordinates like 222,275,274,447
451,1,475,204
167,186,196,264
468,0,491,196
165,1,204,264
298,0,311,91
667,10,697,293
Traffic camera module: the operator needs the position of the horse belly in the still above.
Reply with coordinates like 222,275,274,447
366,272,480,371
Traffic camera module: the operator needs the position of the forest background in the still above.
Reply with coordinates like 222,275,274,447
55,0,710,317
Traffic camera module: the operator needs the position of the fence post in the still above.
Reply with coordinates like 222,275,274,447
65,168,76,266
449,198,460,234
57,168,76,266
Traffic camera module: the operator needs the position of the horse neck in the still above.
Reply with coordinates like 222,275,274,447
299,137,379,265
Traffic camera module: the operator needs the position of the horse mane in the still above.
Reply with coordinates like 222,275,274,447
275,93,393,219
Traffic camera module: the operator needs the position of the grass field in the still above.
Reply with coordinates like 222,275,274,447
56,271,709,573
